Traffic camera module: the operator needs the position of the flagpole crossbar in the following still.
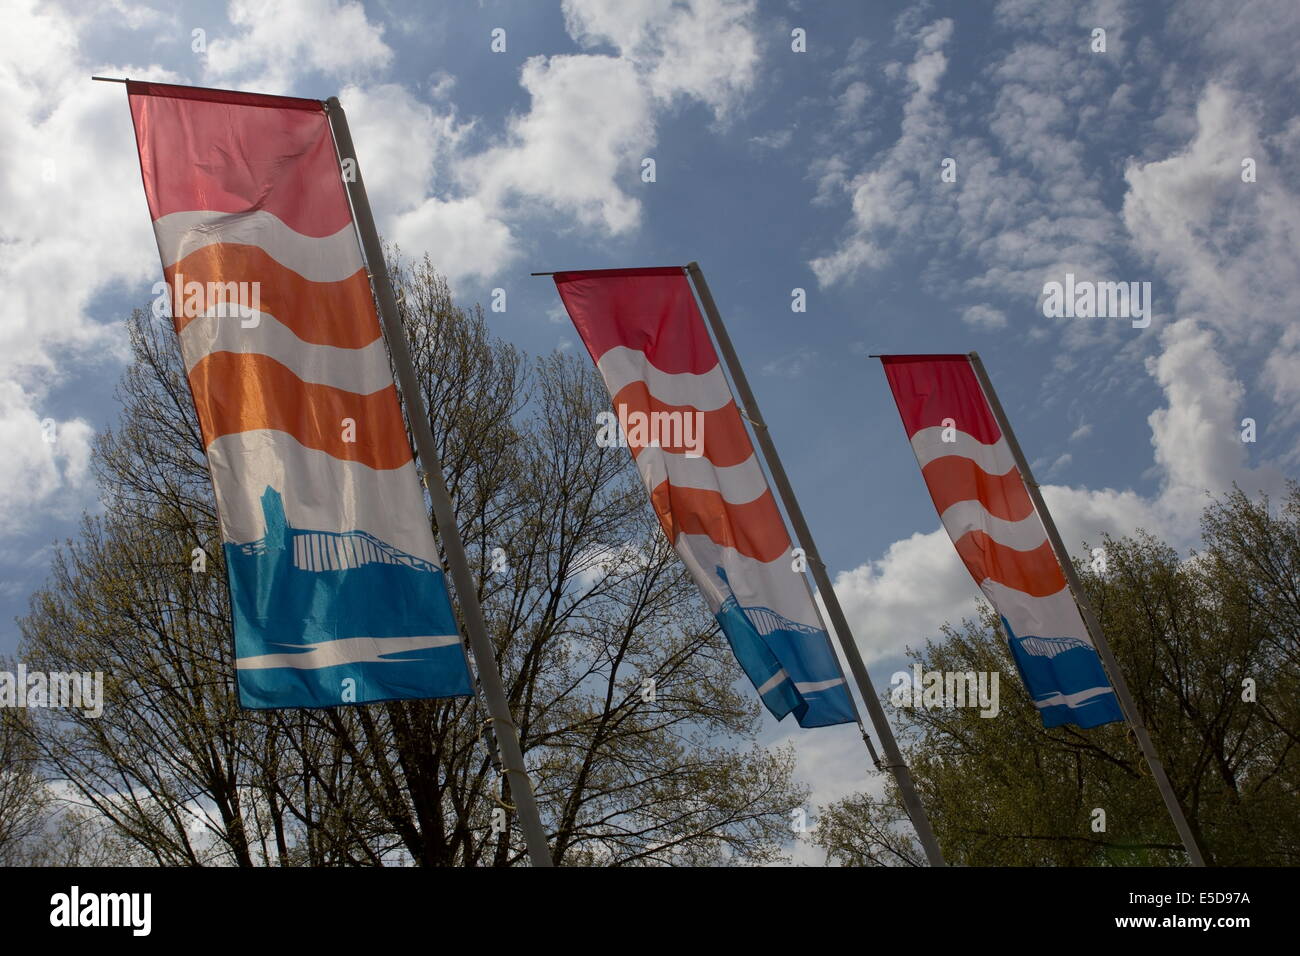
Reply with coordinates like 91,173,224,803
530,265,690,278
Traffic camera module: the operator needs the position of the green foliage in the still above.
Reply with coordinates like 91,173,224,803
816,485,1300,866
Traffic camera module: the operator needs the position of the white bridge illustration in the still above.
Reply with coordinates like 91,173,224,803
715,566,824,637
1015,635,1092,659
235,487,439,575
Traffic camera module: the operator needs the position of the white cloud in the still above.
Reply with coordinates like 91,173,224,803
776,719,883,860
1145,320,1248,499
389,196,519,288
333,83,516,285
0,0,163,534
338,82,468,220
204,0,392,93
834,80,870,126
0,387,94,534
341,0,763,283
809,18,953,285
809,6,1134,366
827,529,980,668
961,304,1008,330
761,347,817,378
465,54,653,236
1168,0,1300,90
1123,83,1300,424
561,0,759,119
750,129,794,151
1045,452,1073,477
462,0,760,242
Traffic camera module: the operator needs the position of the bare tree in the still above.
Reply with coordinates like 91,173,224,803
15,257,805,866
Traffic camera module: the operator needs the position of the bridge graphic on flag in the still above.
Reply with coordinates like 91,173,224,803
222,487,467,705
715,566,824,639
124,80,474,710
880,354,1122,729
709,565,849,714
237,487,439,574
1013,634,1093,660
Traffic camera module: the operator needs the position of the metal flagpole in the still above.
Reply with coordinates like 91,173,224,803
967,351,1207,867
685,262,947,867
325,97,553,867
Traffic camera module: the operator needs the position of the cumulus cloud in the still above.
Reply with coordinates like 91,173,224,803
1123,83,1300,423
465,54,653,236
204,0,392,92
341,0,762,280
827,529,981,668
0,386,95,534
461,0,760,242
561,0,759,119
961,304,1008,330
0,0,165,535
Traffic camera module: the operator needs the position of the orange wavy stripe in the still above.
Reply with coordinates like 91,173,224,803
188,351,413,471
922,455,1035,522
165,243,381,349
953,530,1066,598
611,380,754,468
649,480,789,563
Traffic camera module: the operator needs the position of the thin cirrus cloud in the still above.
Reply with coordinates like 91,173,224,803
806,0,1297,679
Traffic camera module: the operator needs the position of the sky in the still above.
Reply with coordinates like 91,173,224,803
1,0,1298,853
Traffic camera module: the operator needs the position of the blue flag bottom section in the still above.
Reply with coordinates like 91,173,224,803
715,592,855,728
1002,616,1123,729
224,488,473,709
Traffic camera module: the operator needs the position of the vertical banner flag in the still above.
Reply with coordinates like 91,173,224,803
881,355,1122,728
127,82,472,708
553,269,855,727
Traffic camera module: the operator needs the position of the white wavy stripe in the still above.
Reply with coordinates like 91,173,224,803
207,429,439,566
796,677,846,692
755,668,790,695
755,671,846,696
939,498,1049,553
1031,686,1115,710
179,309,393,395
979,578,1094,648
596,346,732,412
236,634,461,670
633,446,769,505
153,209,364,282
910,426,1017,474
672,532,824,631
